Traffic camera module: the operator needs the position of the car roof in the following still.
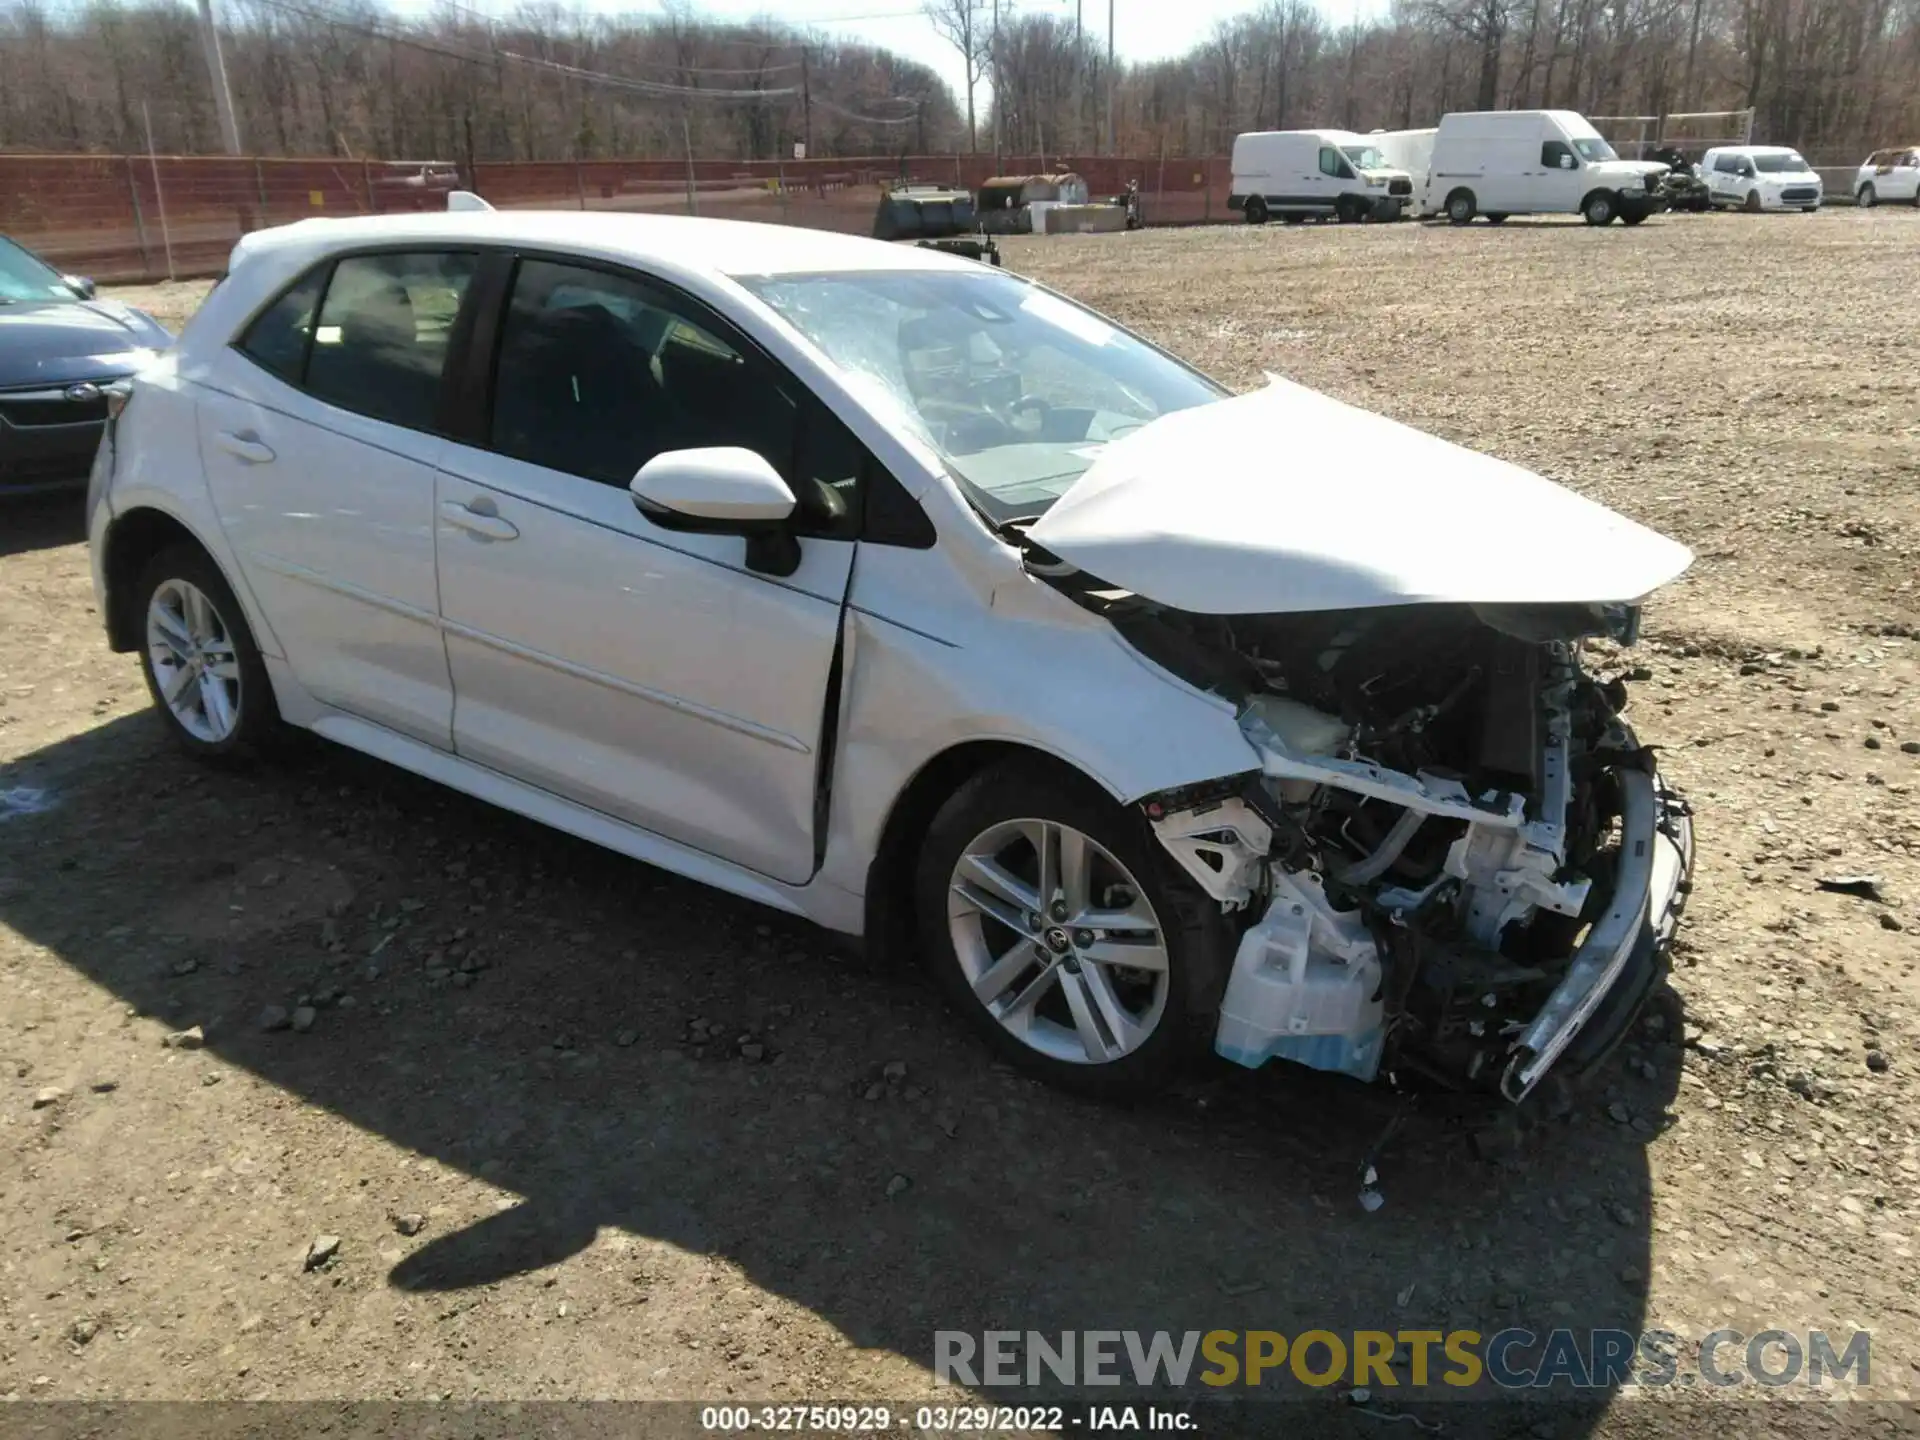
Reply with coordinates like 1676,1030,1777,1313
229,209,976,281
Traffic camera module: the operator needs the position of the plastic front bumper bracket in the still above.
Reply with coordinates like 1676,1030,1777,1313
1500,767,1691,1102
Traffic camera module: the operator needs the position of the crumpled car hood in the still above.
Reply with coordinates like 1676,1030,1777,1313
1024,377,1694,616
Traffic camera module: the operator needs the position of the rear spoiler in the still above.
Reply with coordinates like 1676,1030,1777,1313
447,190,494,212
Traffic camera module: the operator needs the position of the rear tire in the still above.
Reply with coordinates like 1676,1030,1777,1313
1858,184,1876,208
1445,189,1476,225
1245,196,1269,225
1484,213,1509,225
1620,209,1648,226
1583,192,1616,226
1335,195,1364,224
914,761,1233,1103
135,543,282,762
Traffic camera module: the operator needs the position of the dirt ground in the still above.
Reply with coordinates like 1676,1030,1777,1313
2,210,1917,1434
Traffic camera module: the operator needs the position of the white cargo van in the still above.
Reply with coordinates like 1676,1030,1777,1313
1421,110,1669,226
1231,129,1414,224
1368,128,1437,198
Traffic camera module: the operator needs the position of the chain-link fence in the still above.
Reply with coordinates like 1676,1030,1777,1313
1,152,1239,283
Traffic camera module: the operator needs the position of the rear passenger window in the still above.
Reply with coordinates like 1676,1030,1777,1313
237,269,324,384
304,252,475,431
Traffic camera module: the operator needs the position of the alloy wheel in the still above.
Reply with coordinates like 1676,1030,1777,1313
146,578,242,743
946,818,1170,1066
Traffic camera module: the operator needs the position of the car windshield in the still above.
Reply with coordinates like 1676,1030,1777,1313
1341,145,1388,169
1571,137,1618,162
1754,152,1809,172
737,268,1226,522
0,236,78,305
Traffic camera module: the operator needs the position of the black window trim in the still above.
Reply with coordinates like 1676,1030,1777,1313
229,241,491,441
454,245,933,550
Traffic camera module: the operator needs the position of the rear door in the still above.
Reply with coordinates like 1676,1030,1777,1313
1894,150,1920,201
431,254,860,884
195,249,478,748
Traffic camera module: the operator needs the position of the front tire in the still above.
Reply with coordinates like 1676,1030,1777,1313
1858,184,1876,208
914,762,1232,1102
1584,192,1616,226
136,543,280,761
1744,189,1763,213
1620,209,1649,226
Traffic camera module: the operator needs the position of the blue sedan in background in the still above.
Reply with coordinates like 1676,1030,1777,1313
1,236,172,496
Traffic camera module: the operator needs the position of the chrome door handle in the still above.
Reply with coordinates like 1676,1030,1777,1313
439,498,519,542
216,430,275,464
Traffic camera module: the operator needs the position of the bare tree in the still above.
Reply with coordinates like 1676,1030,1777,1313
925,0,988,151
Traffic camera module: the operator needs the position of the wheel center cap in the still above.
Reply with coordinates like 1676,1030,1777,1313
1043,926,1073,954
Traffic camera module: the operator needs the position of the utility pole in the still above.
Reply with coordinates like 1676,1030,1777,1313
1105,0,1115,156
197,0,243,155
800,45,812,158
991,0,1001,168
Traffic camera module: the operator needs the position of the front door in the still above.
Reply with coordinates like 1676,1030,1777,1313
1534,138,1585,213
433,256,859,884
193,249,478,749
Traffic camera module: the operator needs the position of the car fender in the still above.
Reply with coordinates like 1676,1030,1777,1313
814,544,1260,903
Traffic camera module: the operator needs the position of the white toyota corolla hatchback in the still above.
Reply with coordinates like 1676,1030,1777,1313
87,205,1693,1108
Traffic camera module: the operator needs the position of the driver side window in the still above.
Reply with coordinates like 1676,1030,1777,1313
1541,140,1573,168
487,258,864,539
491,258,791,488
1318,147,1350,179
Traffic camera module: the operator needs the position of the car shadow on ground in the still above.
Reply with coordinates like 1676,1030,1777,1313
1,708,1686,1428
0,492,86,558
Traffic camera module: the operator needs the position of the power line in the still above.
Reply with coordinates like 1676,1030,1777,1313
244,0,924,120
416,0,811,75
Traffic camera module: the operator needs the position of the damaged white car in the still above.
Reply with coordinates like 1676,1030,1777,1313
89,209,1693,1107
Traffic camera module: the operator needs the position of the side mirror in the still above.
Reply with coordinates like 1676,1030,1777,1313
63,274,97,299
630,446,802,576
1559,154,1576,170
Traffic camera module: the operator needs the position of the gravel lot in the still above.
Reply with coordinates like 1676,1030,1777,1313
2,211,1917,1432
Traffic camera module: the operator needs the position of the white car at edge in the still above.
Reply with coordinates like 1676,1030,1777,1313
87,205,1694,1109
1854,145,1920,207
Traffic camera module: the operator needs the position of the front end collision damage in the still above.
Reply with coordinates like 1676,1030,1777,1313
1131,609,1695,1105
1014,379,1697,1104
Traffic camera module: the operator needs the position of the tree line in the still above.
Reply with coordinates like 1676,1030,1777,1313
970,0,1919,160
0,0,961,163
1,0,1913,163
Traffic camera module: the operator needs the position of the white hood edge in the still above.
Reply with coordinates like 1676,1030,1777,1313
1024,377,1694,617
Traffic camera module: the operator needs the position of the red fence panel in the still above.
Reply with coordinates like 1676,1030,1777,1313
1,151,1234,284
